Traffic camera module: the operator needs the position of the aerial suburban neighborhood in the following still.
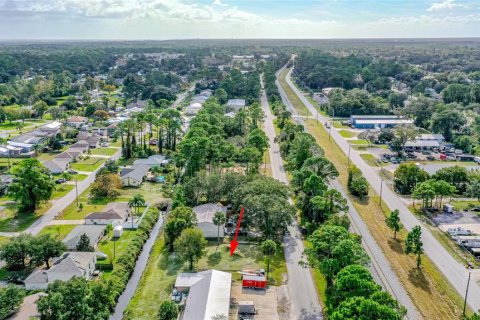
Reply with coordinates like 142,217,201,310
2,2,480,320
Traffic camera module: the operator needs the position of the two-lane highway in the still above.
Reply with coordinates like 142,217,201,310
261,76,323,320
282,66,480,312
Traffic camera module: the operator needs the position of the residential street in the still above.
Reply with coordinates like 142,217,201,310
260,80,322,320
0,148,122,237
282,67,480,312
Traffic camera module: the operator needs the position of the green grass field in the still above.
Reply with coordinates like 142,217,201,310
39,224,76,240
90,148,118,156
278,68,311,116
70,157,106,172
338,130,357,138
348,139,370,145
97,230,137,265
0,204,42,232
125,238,286,320
51,184,75,199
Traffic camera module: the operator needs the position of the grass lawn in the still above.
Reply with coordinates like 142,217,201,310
73,174,89,182
125,238,286,320
278,68,311,117
304,118,468,319
39,224,76,240
333,120,350,129
304,240,328,311
348,139,370,145
90,148,118,156
0,203,42,232
360,154,388,167
37,150,67,162
58,182,163,220
450,200,480,211
70,157,106,172
52,184,75,199
338,130,357,138
97,230,137,265
0,236,9,245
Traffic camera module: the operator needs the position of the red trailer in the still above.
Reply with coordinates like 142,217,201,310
242,275,267,289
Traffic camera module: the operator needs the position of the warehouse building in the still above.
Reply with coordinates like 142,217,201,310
350,115,413,129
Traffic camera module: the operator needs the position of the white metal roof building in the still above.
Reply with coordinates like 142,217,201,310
175,270,232,320
192,203,227,238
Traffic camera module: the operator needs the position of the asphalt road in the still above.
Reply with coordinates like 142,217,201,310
282,67,480,312
0,148,122,237
260,78,323,320
275,69,419,319
110,214,164,320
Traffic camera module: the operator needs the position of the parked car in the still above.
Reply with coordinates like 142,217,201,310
55,178,66,184
67,169,78,174
100,142,109,147
426,155,436,161
421,150,431,155
382,158,389,163
407,153,417,159
390,157,398,164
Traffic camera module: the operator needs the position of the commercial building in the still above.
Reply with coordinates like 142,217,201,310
175,269,232,320
350,115,413,129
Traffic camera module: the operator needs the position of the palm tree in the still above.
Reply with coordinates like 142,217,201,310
105,224,113,239
128,193,146,216
212,211,226,247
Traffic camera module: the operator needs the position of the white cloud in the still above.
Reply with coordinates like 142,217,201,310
371,13,480,26
427,0,466,11
212,0,226,6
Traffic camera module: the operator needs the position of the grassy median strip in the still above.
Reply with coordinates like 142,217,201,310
304,119,466,320
278,72,467,319
278,68,311,117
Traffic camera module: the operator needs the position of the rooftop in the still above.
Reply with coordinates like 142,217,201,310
63,225,106,250
176,270,232,320
193,203,226,224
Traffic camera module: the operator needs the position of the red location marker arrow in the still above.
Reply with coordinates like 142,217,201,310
230,206,244,256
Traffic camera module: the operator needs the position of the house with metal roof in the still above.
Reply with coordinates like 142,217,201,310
133,155,168,168
192,203,226,238
120,165,150,187
24,252,97,290
63,225,106,251
226,99,246,111
85,202,131,226
175,270,232,320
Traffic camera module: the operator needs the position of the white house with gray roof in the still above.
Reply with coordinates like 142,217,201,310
24,252,97,290
120,165,150,187
226,99,246,111
85,202,131,226
192,203,226,238
63,225,106,251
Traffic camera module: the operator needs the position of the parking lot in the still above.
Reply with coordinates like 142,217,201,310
229,284,280,320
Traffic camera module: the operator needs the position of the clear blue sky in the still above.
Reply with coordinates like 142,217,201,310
0,0,479,40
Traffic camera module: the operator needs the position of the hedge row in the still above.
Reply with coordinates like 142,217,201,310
100,208,160,317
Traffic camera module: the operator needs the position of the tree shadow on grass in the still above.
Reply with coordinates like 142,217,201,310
207,252,222,266
408,267,431,293
159,248,184,276
387,238,404,254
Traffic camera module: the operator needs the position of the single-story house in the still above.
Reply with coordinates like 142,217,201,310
350,115,414,129
77,131,89,141
192,203,226,238
66,116,88,128
7,141,35,153
43,159,69,174
0,145,22,156
175,270,231,320
63,225,106,251
71,141,90,153
185,102,203,116
24,252,97,290
86,136,100,148
226,99,246,111
133,155,169,169
126,100,148,109
120,165,150,187
85,202,131,226
55,150,82,162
